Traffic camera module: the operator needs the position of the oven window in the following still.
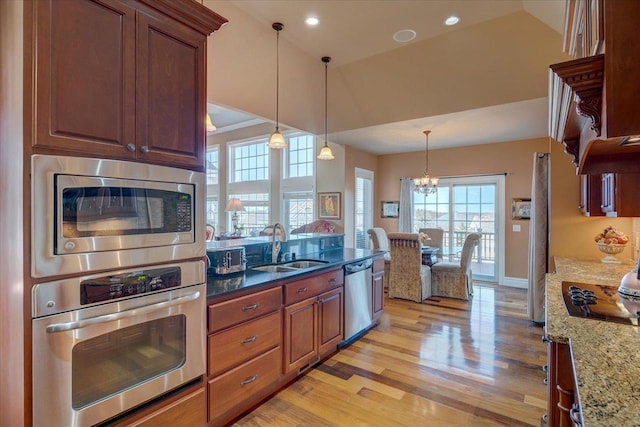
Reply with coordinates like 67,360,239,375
71,315,186,409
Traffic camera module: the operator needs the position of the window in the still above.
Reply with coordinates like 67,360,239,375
285,134,314,178
354,168,374,249
282,134,315,232
228,139,270,235
205,146,219,231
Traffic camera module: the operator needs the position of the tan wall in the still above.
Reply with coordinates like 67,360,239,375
378,137,550,279
549,142,638,266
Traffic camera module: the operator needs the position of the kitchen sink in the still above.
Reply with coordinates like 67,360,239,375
251,265,300,273
280,260,328,268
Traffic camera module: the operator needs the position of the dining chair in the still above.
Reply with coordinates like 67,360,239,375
419,227,444,261
387,232,431,302
430,232,481,300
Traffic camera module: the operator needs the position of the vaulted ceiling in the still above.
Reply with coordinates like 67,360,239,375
205,0,571,154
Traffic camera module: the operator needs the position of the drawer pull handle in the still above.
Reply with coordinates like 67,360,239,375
297,287,308,294
240,374,258,386
328,278,336,283
570,403,582,426
241,335,257,344
242,303,259,311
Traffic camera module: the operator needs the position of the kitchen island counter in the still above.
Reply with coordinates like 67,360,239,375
546,257,640,426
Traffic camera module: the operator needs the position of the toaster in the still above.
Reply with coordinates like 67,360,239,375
207,247,246,275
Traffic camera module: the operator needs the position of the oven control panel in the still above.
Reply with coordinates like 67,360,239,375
80,267,181,305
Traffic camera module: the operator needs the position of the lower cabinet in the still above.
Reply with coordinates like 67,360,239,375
546,339,581,427
207,287,283,426
283,278,344,374
282,268,344,374
372,257,385,321
105,381,205,427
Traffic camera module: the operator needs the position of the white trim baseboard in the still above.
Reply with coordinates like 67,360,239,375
502,276,528,289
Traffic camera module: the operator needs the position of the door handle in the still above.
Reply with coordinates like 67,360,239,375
45,291,200,333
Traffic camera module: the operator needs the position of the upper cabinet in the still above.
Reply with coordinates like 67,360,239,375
549,0,640,174
30,0,227,171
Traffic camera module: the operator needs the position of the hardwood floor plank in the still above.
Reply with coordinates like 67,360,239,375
232,284,546,427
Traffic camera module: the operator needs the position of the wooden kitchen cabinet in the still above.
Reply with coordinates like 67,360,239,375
104,380,205,427
545,339,580,427
372,257,385,320
206,286,282,426
32,0,225,171
600,173,640,217
283,268,344,374
578,174,603,216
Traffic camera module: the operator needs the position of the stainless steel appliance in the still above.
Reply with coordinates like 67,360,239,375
561,281,639,326
207,247,246,275
31,260,206,427
341,259,374,347
31,155,205,277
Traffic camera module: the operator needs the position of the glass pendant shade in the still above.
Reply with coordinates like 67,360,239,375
268,127,286,149
205,113,216,132
317,143,334,160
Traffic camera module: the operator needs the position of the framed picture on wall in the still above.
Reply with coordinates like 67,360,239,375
381,201,399,218
318,192,341,219
512,198,531,220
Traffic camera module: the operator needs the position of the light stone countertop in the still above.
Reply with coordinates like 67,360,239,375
545,257,640,427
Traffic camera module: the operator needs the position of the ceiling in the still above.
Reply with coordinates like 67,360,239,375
207,0,566,154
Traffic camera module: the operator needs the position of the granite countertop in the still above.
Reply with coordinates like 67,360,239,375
206,247,384,300
546,257,640,427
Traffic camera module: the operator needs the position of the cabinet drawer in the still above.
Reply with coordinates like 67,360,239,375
284,268,344,305
208,311,281,377
207,346,281,421
208,287,281,333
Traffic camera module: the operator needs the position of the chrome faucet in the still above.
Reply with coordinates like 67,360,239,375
269,222,287,263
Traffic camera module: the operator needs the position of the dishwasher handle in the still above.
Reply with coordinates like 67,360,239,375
344,259,373,275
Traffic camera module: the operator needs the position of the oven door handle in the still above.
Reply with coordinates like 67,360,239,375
45,291,201,333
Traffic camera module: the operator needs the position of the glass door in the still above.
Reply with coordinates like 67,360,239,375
354,168,374,249
413,175,504,282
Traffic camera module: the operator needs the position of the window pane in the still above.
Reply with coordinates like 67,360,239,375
286,134,313,178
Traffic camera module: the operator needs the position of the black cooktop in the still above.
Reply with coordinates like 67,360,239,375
561,281,639,326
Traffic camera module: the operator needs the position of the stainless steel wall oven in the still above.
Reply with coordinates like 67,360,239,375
31,155,205,278
31,260,206,427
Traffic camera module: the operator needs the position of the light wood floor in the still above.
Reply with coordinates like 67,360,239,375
234,284,547,426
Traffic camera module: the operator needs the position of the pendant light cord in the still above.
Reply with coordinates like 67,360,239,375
275,27,280,128
324,60,328,145
424,130,430,175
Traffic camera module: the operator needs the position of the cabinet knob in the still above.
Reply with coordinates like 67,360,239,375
126,143,135,152
140,145,149,153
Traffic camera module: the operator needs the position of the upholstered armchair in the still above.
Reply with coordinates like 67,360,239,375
431,232,481,300
367,228,390,289
419,227,444,261
387,232,431,302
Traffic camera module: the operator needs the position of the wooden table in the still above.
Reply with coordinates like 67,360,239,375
421,246,439,267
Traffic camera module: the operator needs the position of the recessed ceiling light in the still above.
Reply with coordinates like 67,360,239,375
305,17,319,26
445,15,460,26
393,29,416,43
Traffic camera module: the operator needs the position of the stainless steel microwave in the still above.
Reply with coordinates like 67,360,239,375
31,155,205,278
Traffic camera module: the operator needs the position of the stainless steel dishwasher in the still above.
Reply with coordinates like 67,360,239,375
340,258,374,347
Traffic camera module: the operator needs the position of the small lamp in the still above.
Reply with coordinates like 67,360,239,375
225,198,245,235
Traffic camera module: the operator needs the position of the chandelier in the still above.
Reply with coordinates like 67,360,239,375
414,130,439,194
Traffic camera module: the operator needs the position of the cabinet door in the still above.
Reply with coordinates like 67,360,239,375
579,174,604,216
547,341,576,427
34,0,136,158
136,8,206,171
372,272,384,320
283,297,318,373
601,173,615,214
317,287,343,356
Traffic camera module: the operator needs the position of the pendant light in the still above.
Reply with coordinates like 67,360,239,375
317,56,335,160
268,22,287,149
413,130,439,194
